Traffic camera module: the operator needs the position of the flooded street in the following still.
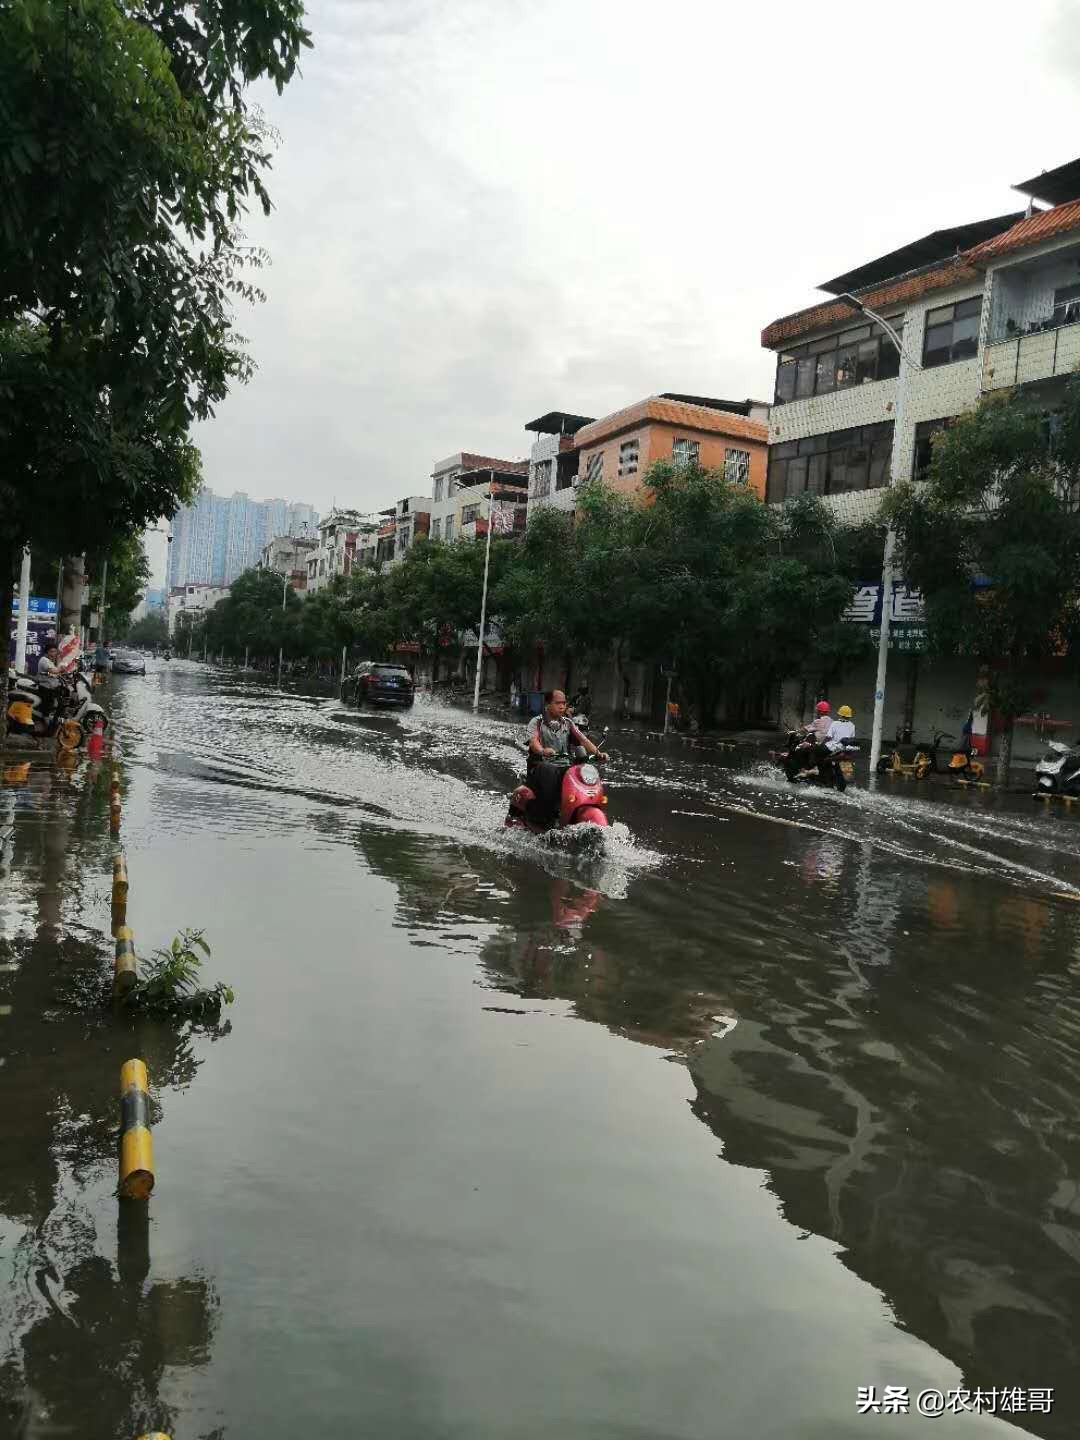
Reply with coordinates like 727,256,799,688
4,661,1080,1438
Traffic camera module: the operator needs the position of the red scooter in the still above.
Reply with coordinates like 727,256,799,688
505,732,611,834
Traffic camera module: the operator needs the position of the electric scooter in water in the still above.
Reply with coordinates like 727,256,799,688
505,729,611,834
777,728,860,792
1034,737,1080,797
6,667,110,750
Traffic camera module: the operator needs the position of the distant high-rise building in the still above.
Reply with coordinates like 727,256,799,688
168,491,320,588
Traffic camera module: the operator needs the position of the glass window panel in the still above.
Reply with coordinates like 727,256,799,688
771,440,798,459
951,334,978,361
841,325,872,343
869,452,889,489
798,433,827,455
795,358,816,397
785,456,808,498
829,428,859,450
926,304,954,326
923,324,953,366
877,343,900,380
766,460,787,504
951,313,979,344
807,454,828,494
844,445,869,491
955,296,983,320
807,335,839,354
835,343,859,388
776,361,797,403
815,350,837,392
856,339,879,384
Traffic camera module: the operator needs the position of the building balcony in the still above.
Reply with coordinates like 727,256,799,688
984,241,1080,391
983,323,1080,392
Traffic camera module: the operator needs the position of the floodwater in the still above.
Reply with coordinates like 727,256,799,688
3,664,1080,1438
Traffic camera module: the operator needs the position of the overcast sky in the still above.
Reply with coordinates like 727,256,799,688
149,0,1080,582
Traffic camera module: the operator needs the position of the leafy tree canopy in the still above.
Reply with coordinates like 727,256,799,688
886,382,1080,777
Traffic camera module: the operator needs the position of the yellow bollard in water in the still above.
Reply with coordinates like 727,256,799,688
119,1060,155,1199
114,927,137,995
113,854,129,900
136,1433,172,1439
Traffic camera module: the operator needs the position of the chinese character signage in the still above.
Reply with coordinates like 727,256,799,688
842,580,925,626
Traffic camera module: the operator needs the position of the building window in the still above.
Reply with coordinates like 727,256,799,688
397,528,411,554
461,504,479,526
923,297,981,368
433,478,444,503
766,422,894,503
618,439,639,477
431,518,442,541
585,452,604,484
774,317,904,404
671,437,700,468
913,418,958,479
532,460,552,498
444,514,455,542
725,448,751,486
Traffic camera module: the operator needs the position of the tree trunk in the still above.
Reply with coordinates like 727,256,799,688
0,551,15,745
61,555,85,646
995,713,1014,788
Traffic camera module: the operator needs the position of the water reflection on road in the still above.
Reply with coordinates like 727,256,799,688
3,662,1080,1436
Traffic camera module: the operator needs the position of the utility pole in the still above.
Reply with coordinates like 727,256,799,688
835,295,922,778
472,471,495,712
277,572,287,689
13,548,31,672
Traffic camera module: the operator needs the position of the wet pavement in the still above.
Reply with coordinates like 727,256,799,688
3,661,1080,1438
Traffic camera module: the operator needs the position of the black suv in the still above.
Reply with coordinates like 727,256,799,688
346,661,415,708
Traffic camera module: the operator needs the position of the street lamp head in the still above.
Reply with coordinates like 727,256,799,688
836,292,866,313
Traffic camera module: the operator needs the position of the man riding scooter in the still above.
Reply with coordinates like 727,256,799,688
785,700,833,781
524,689,608,824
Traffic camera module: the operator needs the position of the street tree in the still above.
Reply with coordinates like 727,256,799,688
532,464,865,727
128,613,170,650
0,0,309,727
886,384,1080,782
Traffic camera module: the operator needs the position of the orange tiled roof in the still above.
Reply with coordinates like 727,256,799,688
761,259,979,350
575,397,767,449
964,198,1080,265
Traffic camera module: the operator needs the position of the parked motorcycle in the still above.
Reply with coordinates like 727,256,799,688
1034,738,1080,796
6,668,110,750
506,730,611,833
778,728,860,792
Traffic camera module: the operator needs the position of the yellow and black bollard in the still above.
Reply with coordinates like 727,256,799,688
110,793,122,829
113,854,129,901
114,926,137,995
119,1059,155,1199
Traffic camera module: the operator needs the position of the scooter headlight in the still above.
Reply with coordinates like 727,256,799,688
578,763,600,786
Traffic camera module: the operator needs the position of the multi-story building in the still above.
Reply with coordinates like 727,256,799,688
547,395,769,523
760,155,1080,757
304,510,379,592
168,490,320,589
428,452,529,544
523,411,595,518
166,583,230,637
387,496,433,565
260,535,319,592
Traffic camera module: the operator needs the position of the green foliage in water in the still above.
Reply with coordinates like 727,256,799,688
124,929,235,1016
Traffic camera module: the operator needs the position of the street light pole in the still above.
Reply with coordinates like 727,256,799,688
835,294,922,778
13,547,31,672
472,471,495,713
277,571,287,689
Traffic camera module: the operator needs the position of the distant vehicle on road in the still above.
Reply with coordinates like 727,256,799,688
111,649,147,676
344,661,414,708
